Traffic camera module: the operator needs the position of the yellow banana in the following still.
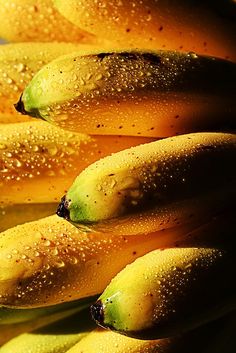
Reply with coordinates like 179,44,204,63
0,296,93,325
0,42,101,118
57,132,236,234
0,299,94,346
0,0,96,43
0,308,95,353
17,50,236,137
53,0,236,60
0,121,154,205
64,313,236,353
92,245,236,339
0,203,57,232
0,211,211,308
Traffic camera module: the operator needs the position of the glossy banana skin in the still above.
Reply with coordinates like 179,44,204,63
0,0,96,43
0,203,57,232
58,133,236,229
53,0,236,60
18,50,236,137
0,297,93,325
93,245,236,339
0,121,154,206
64,313,236,353
0,42,99,118
0,308,95,353
0,214,207,308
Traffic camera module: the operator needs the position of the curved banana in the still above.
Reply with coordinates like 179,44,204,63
0,308,95,353
53,0,236,60
17,50,236,137
0,203,57,232
0,42,101,118
67,328,168,353
0,121,153,205
0,296,93,325
0,300,93,346
56,132,236,234
63,313,236,353
0,212,209,308
91,246,236,339
0,0,96,43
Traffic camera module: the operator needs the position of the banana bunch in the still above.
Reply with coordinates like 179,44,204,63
0,0,236,352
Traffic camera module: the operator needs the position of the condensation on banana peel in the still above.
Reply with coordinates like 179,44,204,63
20,50,236,137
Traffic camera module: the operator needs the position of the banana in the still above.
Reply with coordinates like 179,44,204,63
91,246,236,339
0,203,57,232
0,121,154,205
16,50,236,137
0,212,211,308
0,42,102,118
62,313,236,353
0,299,94,346
0,296,93,325
53,0,236,60
56,132,236,234
0,0,96,43
0,308,95,353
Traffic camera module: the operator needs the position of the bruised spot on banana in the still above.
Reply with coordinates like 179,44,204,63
0,42,106,119
53,0,236,60
0,0,96,43
0,307,96,353
56,132,236,234
0,121,154,206
91,246,236,339
16,50,236,137
0,210,217,308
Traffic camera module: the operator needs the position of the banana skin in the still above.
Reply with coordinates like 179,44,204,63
0,42,95,118
0,121,154,205
16,50,236,137
56,132,236,232
0,213,210,308
91,246,236,339
0,307,95,353
53,0,236,60
0,0,96,43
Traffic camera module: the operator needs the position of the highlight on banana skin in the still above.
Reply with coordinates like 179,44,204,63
0,0,236,351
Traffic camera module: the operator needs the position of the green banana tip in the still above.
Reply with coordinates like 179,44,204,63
56,195,71,220
14,94,28,115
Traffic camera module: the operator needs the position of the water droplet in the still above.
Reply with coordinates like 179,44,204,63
16,63,26,73
55,260,65,268
44,239,51,247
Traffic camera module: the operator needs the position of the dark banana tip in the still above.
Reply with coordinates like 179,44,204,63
14,94,28,115
90,300,105,327
56,195,70,220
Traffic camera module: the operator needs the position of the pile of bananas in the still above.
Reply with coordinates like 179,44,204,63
0,1,236,352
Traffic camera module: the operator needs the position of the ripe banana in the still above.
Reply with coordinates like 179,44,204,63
0,0,96,43
56,132,236,235
0,42,101,118
0,212,210,308
62,313,236,353
17,50,236,137
0,121,154,206
0,296,93,325
0,299,94,346
0,203,57,232
91,246,236,339
53,0,236,60
0,308,95,353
